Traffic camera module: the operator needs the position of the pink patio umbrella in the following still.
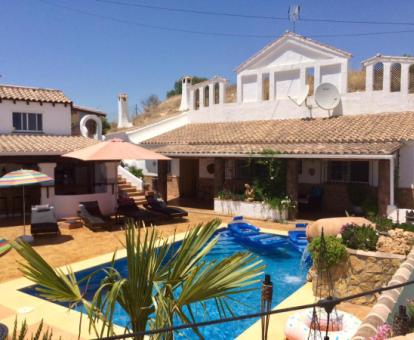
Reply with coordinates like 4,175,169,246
62,138,170,161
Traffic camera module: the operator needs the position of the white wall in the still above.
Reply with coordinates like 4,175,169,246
121,113,188,144
275,69,300,99
199,158,214,178
299,159,322,184
320,64,341,89
0,100,71,135
188,91,414,123
241,75,258,103
398,142,414,188
39,162,118,219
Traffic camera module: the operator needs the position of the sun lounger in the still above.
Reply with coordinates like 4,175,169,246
78,201,113,229
31,205,59,236
143,194,188,219
117,198,156,225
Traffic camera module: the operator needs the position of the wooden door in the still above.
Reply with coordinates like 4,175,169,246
179,159,199,198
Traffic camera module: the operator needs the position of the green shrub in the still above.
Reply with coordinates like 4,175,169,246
308,236,347,269
127,165,144,179
369,215,394,232
341,223,378,251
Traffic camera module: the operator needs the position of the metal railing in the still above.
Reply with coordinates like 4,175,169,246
93,278,414,340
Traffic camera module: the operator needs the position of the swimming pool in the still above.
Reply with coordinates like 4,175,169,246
22,230,307,339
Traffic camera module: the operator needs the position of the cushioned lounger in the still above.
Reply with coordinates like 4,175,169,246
31,205,59,236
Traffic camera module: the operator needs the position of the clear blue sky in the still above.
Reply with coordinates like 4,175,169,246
2,0,414,121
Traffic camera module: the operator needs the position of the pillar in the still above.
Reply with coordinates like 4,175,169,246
190,89,195,110
157,160,168,202
383,62,391,93
237,75,242,103
38,163,56,206
219,82,226,105
269,72,275,100
378,159,391,217
199,87,204,108
214,158,225,196
286,159,299,219
209,84,214,106
314,64,321,93
401,63,410,95
340,61,348,94
257,73,263,101
365,64,374,92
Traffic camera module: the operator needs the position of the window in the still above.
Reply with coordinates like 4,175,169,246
54,162,108,195
235,160,251,179
13,113,43,132
327,161,369,183
373,62,384,91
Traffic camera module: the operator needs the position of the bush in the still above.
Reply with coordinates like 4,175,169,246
128,166,144,179
308,236,347,269
341,223,378,251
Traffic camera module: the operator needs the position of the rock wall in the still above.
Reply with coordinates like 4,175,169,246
312,248,405,306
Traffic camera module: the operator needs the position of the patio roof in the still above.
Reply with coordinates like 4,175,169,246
0,134,100,156
142,111,414,157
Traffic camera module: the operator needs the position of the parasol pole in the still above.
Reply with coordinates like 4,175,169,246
22,185,25,234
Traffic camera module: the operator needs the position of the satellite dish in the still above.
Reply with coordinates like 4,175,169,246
288,84,309,106
314,83,341,110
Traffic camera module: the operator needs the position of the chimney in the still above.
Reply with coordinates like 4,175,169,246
179,76,192,111
117,93,133,128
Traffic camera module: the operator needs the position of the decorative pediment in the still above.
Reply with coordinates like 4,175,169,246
236,32,351,73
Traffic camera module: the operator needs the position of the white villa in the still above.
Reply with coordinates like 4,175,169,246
0,84,117,219
113,32,414,221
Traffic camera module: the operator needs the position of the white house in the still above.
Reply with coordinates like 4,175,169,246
116,31,414,221
0,84,117,219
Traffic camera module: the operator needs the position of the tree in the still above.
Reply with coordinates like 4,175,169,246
166,76,208,98
140,94,161,113
101,117,111,135
12,220,263,339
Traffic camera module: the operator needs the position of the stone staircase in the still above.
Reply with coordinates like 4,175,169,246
117,175,146,205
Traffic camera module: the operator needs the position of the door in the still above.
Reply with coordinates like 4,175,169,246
179,159,199,198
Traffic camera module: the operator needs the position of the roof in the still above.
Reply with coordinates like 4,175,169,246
236,31,352,73
362,54,414,66
0,135,100,156
72,105,107,117
0,84,71,104
142,112,414,156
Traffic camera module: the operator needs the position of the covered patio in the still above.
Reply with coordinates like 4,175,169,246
142,112,411,219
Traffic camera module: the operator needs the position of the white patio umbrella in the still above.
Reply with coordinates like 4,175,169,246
0,169,53,243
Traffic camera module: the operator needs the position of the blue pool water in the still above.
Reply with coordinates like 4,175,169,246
22,230,307,339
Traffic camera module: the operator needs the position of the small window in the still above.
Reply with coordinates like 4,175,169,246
328,161,348,182
13,112,43,132
327,161,369,183
373,62,384,91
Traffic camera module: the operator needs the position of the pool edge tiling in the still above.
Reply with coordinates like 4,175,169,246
0,224,304,339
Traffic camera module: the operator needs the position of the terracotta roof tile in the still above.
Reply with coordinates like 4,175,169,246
0,84,71,104
0,135,100,155
142,112,414,156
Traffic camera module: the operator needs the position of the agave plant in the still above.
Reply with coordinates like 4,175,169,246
12,219,264,339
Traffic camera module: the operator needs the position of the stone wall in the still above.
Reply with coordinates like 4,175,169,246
313,248,405,306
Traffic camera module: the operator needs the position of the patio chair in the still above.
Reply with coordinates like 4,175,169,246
31,204,59,236
298,186,324,211
143,193,188,219
117,197,157,225
78,201,113,230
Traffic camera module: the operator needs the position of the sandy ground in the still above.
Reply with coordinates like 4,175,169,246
0,209,296,282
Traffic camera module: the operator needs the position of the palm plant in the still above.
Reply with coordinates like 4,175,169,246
12,219,264,339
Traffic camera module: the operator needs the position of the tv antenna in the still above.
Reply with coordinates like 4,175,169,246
288,5,300,33
314,83,341,117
